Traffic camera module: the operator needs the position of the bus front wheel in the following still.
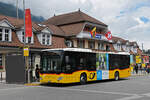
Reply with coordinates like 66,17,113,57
114,72,119,81
80,73,87,84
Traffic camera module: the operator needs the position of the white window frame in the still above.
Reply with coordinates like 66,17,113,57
98,42,104,50
22,32,25,43
0,27,12,42
18,31,34,44
5,29,9,41
117,44,121,51
41,33,51,45
47,35,50,45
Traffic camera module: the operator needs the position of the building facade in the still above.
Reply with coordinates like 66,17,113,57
0,10,141,79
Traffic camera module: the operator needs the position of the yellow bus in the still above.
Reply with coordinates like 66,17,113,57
40,48,131,84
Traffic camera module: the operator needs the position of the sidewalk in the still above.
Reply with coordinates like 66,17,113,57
131,71,150,76
24,82,41,86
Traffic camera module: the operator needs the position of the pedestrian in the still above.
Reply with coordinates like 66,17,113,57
147,64,150,74
134,64,138,74
144,64,147,74
35,64,40,81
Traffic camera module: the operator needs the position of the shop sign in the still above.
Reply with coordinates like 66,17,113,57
24,47,29,56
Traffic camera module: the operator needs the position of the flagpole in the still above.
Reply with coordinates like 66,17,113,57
23,0,30,83
16,0,19,19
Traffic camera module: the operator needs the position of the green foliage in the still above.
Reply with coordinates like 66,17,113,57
0,2,45,22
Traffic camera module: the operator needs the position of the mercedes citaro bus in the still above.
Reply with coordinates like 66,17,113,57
40,48,131,84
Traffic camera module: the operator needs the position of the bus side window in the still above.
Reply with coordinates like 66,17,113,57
65,56,71,71
80,58,84,67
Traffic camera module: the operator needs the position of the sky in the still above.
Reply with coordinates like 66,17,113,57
1,0,150,50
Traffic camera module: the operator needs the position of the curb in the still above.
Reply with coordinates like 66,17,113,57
24,83,41,86
131,74,148,77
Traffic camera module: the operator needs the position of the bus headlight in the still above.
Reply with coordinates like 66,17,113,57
57,77,63,81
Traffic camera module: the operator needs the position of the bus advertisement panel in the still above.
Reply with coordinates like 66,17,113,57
96,53,109,80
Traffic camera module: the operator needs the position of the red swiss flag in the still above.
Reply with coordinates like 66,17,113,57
105,31,112,40
25,9,32,37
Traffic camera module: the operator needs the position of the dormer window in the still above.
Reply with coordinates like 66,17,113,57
42,34,51,45
117,44,121,51
47,35,50,45
5,29,9,41
17,30,34,44
0,27,12,42
36,27,52,46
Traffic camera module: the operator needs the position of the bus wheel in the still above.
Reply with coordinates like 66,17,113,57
114,72,119,81
80,73,87,85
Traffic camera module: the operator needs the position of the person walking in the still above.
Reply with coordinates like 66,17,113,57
35,64,40,81
134,64,138,74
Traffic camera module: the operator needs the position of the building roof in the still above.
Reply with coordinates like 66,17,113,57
47,24,65,36
112,36,125,43
0,14,65,36
130,41,138,46
59,22,85,36
43,11,107,27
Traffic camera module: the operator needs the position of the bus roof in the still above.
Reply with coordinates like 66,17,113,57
42,48,92,52
42,48,130,55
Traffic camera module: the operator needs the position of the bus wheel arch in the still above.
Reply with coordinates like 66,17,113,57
114,71,119,81
80,73,87,84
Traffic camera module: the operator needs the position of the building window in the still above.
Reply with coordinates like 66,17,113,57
0,28,2,41
106,45,110,51
42,34,46,45
133,47,137,53
5,29,9,41
28,55,35,69
20,31,33,44
98,42,104,50
88,41,95,49
22,32,25,43
0,54,3,70
28,37,31,44
0,28,11,42
47,35,50,45
42,34,51,45
127,46,130,52
77,40,84,48
117,44,121,51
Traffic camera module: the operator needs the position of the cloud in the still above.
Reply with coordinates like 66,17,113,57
0,0,150,49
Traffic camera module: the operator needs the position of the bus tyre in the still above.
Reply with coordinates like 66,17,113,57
114,72,119,81
80,73,87,85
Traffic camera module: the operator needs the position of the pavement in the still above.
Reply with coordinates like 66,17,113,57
0,74,150,100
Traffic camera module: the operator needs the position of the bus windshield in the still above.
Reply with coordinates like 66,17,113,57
41,51,63,73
